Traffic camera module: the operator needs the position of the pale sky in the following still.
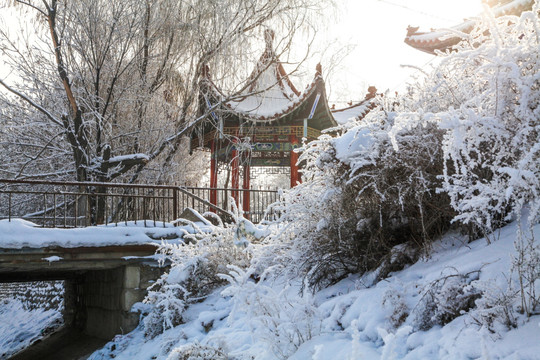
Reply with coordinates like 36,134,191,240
0,0,485,104
324,0,484,104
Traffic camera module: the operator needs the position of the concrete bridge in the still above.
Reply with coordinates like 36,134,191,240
0,243,167,339
0,179,278,345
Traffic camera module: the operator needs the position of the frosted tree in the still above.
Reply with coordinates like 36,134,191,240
0,0,329,183
390,4,540,237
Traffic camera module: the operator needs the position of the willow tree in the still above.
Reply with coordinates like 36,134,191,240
0,0,328,183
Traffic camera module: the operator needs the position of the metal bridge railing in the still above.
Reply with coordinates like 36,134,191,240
180,186,280,224
0,179,279,228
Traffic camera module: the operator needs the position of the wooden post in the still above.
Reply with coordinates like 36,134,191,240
242,163,250,219
290,135,300,188
210,140,218,211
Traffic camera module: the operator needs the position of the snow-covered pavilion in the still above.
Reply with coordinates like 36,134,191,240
404,0,534,54
192,30,337,215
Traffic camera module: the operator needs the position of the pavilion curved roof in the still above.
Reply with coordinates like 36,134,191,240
204,66,326,123
404,0,534,54
200,30,336,129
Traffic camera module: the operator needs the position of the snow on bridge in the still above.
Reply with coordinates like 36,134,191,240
0,217,209,340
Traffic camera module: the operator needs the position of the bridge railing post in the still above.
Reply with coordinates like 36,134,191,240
173,188,178,223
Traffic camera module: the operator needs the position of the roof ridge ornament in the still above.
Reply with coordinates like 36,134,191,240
316,63,322,77
261,28,276,63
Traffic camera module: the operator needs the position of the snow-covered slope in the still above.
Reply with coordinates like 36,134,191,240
89,217,540,360
0,298,63,359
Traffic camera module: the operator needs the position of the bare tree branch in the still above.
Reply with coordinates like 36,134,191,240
0,78,63,127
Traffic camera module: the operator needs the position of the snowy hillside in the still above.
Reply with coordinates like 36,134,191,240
88,218,540,360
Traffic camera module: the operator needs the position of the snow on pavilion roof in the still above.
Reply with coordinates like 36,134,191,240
226,40,300,119
404,0,534,54
331,87,378,125
202,30,333,125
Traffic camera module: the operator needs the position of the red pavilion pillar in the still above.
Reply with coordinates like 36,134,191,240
231,143,240,206
210,140,218,211
242,162,251,219
290,134,301,188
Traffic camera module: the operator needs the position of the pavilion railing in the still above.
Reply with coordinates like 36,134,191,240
0,179,280,228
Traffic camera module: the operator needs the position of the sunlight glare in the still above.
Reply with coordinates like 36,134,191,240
327,0,485,102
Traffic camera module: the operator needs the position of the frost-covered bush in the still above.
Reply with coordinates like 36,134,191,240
220,266,322,359
142,214,254,338
166,341,228,360
263,96,452,290
469,215,539,333
412,269,481,331
512,220,540,317
376,242,420,281
382,288,409,329
391,5,540,239
470,281,518,333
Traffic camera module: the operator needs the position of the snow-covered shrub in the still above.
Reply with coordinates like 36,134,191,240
469,216,538,333
142,214,253,338
378,326,413,360
166,341,227,360
382,288,409,329
470,281,518,333
220,266,322,359
376,242,420,281
412,269,481,331
264,97,452,290
391,4,540,239
512,219,540,317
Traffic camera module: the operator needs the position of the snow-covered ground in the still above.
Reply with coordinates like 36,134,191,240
1,215,538,359
86,217,540,360
0,296,63,359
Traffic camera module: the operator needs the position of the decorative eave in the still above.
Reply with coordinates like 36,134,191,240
331,86,378,125
404,0,534,54
198,28,312,124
